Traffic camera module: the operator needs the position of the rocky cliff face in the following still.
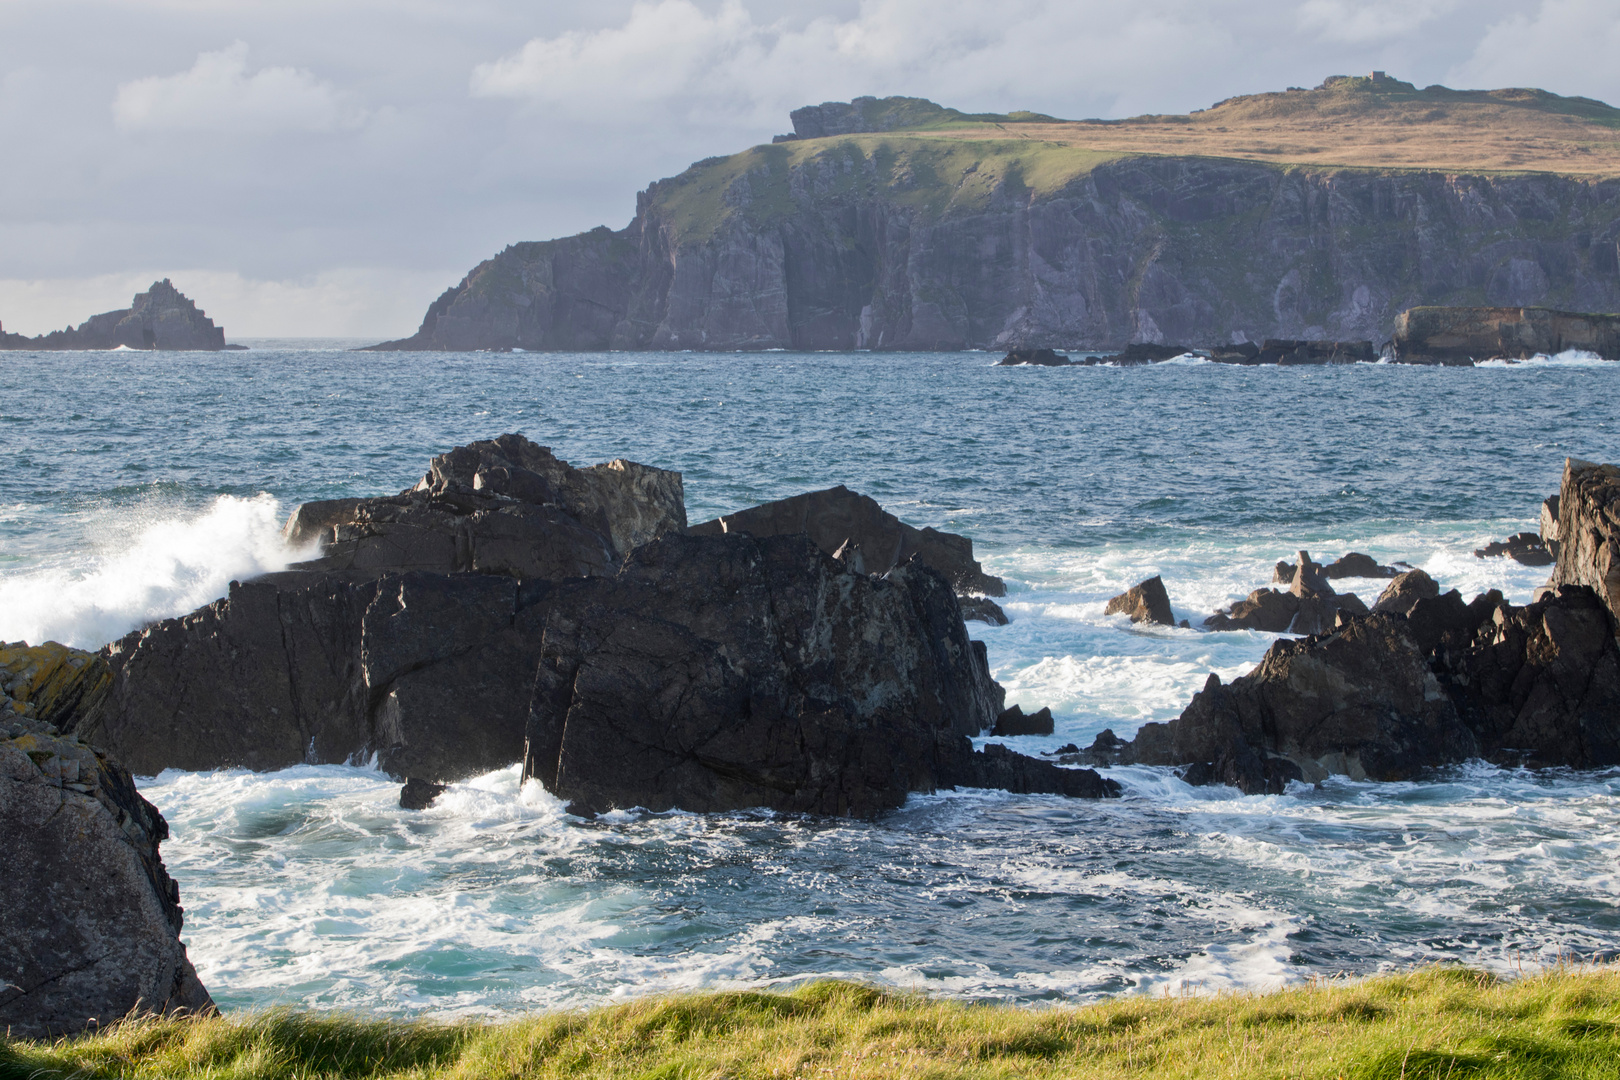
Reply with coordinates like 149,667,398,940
370,139,1620,352
2,642,212,1038
1,279,229,351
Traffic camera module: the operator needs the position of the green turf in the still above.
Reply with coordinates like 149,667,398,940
6,966,1619,1079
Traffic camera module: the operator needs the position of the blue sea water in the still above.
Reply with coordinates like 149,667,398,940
2,345,1618,1015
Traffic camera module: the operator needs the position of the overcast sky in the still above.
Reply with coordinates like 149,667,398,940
1,0,1615,338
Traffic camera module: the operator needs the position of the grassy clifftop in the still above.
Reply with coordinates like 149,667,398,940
7,967,1619,1079
643,78,1620,245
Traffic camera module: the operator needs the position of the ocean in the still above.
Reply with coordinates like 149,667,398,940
2,345,1617,1016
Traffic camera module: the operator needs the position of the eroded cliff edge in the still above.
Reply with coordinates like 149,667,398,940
368,103,1620,353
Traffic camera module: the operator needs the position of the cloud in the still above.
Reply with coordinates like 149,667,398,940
1447,0,1620,102
113,42,366,133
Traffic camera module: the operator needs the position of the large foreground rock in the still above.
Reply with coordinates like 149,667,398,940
64,532,1112,813
1547,457,1620,625
0,714,212,1038
688,485,1005,597
0,279,230,351
283,434,685,579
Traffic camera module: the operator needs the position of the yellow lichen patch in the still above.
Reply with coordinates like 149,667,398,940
0,640,112,729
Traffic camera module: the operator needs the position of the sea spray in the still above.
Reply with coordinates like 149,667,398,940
0,493,305,649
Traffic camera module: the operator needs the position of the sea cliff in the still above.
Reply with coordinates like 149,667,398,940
369,94,1620,352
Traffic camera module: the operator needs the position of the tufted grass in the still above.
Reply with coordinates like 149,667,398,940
4,966,1620,1079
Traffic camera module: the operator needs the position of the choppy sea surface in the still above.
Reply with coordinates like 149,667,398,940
3,344,1618,1016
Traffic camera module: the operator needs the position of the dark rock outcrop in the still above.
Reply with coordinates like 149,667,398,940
991,705,1055,737
1105,575,1175,626
0,280,231,351
997,347,1070,366
1276,552,1400,582
522,533,1074,816
1474,532,1554,566
1116,582,1620,793
1,714,213,1038
1079,343,1193,365
1207,552,1365,633
1392,306,1620,364
399,777,447,810
688,485,1005,597
1373,568,1441,615
63,526,1112,814
958,596,1009,625
1546,458,1620,625
283,434,685,579
1253,339,1377,364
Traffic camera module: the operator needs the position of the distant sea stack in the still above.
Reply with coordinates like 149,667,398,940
366,79,1620,353
0,279,236,351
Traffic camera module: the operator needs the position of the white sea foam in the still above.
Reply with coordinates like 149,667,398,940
0,493,306,649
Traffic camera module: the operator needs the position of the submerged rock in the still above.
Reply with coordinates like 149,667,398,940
1105,575,1176,626
688,485,1005,597
399,777,448,810
0,715,213,1038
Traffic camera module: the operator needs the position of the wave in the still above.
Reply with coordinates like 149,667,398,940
0,494,306,650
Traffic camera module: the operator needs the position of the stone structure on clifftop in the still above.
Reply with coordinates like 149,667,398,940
0,279,231,351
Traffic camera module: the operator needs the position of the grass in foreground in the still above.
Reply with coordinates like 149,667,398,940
5,967,1620,1080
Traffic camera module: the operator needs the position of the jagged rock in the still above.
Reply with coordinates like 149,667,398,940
0,715,213,1038
1474,531,1554,566
1546,458,1620,625
0,280,231,351
1273,551,1398,583
1374,568,1441,615
283,434,685,579
1134,616,1478,792
688,485,1004,597
958,596,1009,626
65,529,1108,815
1392,307,1620,364
991,705,1055,737
522,533,1029,816
1443,586,1620,767
1204,588,1300,632
997,347,1070,366
399,777,448,810
1540,494,1562,552
1105,575,1176,626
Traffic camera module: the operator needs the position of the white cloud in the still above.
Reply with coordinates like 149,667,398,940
1296,0,1462,45
1447,0,1620,102
113,41,366,133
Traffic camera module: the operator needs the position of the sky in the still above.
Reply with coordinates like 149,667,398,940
1,0,1617,339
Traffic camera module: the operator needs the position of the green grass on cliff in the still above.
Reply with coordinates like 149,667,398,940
7,967,1620,1080
652,136,1125,243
